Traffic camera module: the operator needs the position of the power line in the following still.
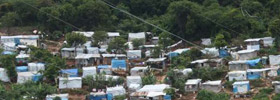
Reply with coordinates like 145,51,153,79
98,0,204,49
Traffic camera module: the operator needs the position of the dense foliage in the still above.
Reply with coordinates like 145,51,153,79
197,90,230,100
0,0,278,43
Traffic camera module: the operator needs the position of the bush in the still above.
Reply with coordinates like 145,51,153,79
197,90,230,100
142,74,157,85
114,95,126,100
164,88,176,98
250,79,265,88
252,88,273,100
224,80,235,90
272,94,280,100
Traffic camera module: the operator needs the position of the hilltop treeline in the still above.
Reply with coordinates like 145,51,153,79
0,0,279,42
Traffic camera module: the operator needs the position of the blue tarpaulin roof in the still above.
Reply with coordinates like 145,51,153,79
167,52,179,58
32,74,42,82
60,69,78,77
111,60,126,69
16,66,28,72
164,95,172,100
219,49,229,58
247,72,261,80
1,51,14,55
98,65,110,69
246,58,261,67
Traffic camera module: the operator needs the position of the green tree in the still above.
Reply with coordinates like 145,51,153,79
158,32,173,51
214,33,228,49
132,38,145,49
151,46,162,58
65,32,87,47
43,57,67,82
0,55,17,82
0,12,19,34
92,31,108,46
107,37,127,54
142,74,157,85
269,19,280,48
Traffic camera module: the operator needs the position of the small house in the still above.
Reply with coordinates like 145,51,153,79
27,63,45,72
131,84,170,100
185,79,202,92
260,37,274,47
60,69,79,77
75,54,101,67
130,67,148,76
228,71,247,81
1,35,39,47
97,65,112,75
86,47,99,54
146,58,166,70
2,42,16,51
247,69,268,80
244,38,262,50
128,32,146,43
201,80,222,93
201,38,211,46
201,48,219,57
152,37,159,44
17,72,42,84
233,81,250,94
59,77,82,89
106,32,120,44
61,48,83,59
106,86,126,97
191,59,208,68
102,54,126,65
272,81,280,93
229,60,249,71
88,92,108,100
46,94,69,100
127,50,142,59
111,59,126,70
237,50,257,60
127,76,142,92
82,67,97,78
16,66,28,72
0,68,10,82
167,48,189,58
16,54,30,65
269,55,280,66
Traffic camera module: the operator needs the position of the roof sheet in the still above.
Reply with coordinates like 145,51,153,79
185,79,202,85
75,54,100,59
146,58,166,62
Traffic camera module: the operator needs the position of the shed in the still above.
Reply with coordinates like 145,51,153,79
60,69,79,77
1,35,39,47
127,50,142,59
272,81,280,93
237,50,257,60
102,54,126,65
59,77,82,89
244,38,262,50
106,86,126,97
247,69,268,80
167,48,189,58
16,54,30,64
97,65,112,75
260,37,274,47
75,54,101,67
16,66,28,72
191,59,209,68
28,63,45,71
73,31,94,39
185,79,202,92
233,81,250,94
131,84,170,100
146,58,166,70
130,67,148,76
17,72,42,84
269,55,280,66
229,60,249,71
106,32,120,44
127,76,142,92
111,59,126,70
46,94,69,100
152,37,159,44
228,71,247,81
201,80,222,93
61,48,84,59
0,68,10,82
87,47,99,54
82,67,97,78
128,32,146,42
2,42,16,51
201,48,219,57
201,38,212,46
